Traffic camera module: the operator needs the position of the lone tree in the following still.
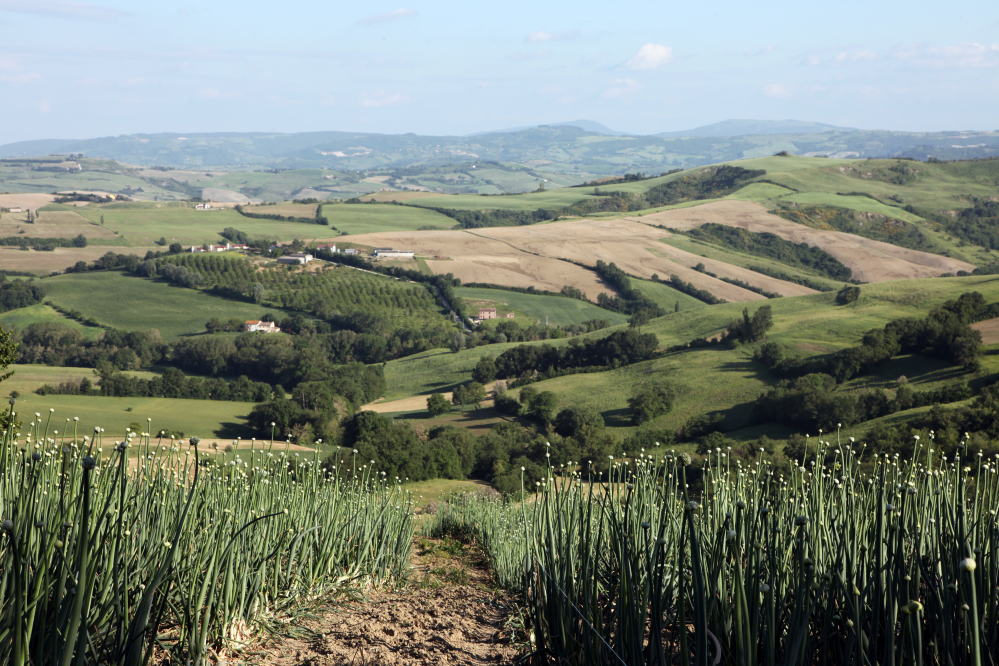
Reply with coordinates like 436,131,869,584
449,332,466,353
427,392,451,417
628,381,676,425
629,309,653,333
529,391,559,428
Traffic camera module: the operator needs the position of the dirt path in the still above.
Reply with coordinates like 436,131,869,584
971,317,999,344
264,536,520,665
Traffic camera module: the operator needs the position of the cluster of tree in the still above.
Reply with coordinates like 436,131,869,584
859,384,999,459
205,317,251,333
644,166,766,205
54,193,119,204
692,263,779,299
753,372,974,433
245,364,386,443
771,204,932,252
573,170,683,188
413,206,556,229
592,260,666,315
10,322,167,370
662,304,774,354
488,328,659,381
662,274,725,305
0,276,45,313
683,223,853,282
64,248,183,275
234,204,332,226
0,235,88,251
754,292,994,383
159,263,203,288
836,286,861,305
38,366,273,402
908,199,999,250
219,227,252,244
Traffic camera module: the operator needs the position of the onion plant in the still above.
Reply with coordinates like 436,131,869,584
0,402,413,665
430,438,999,665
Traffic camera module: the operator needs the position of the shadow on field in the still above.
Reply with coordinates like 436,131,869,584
601,407,633,428
215,420,256,439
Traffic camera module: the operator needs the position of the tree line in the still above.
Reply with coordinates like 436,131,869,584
0,276,45,313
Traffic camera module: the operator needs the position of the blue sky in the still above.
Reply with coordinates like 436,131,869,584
0,0,996,143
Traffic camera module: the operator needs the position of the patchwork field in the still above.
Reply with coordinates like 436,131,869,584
341,217,816,302
324,203,455,235
635,200,975,282
0,193,57,209
0,304,103,339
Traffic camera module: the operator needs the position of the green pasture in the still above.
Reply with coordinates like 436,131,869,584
405,189,595,211
41,271,298,339
631,278,713,311
455,287,629,326
774,192,923,222
327,203,455,235
74,205,327,246
4,394,255,439
0,304,104,340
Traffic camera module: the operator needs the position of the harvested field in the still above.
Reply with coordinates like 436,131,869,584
244,203,318,217
0,210,117,240
0,246,159,274
341,218,809,302
971,317,999,345
336,228,612,298
201,187,258,203
634,200,975,282
362,382,497,414
0,193,56,209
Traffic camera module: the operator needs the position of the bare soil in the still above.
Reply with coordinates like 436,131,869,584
262,536,520,665
971,317,999,345
634,200,975,282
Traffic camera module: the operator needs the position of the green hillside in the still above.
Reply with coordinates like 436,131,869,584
455,287,629,326
42,271,297,339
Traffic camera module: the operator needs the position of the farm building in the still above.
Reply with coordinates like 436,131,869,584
277,253,313,265
479,308,497,320
374,248,415,259
190,243,246,253
315,244,337,252
6,207,23,213
506,312,515,318
343,248,361,256
244,320,280,333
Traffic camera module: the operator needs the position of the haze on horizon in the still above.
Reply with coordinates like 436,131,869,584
0,0,996,146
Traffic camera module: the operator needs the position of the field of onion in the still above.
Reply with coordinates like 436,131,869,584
0,404,414,665
430,437,999,664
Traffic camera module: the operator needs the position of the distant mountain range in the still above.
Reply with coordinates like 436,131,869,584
1,122,997,174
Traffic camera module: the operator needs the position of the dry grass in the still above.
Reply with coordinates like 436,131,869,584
635,200,975,282
0,193,57,209
0,246,160,273
244,203,318,217
971,317,999,344
0,210,118,240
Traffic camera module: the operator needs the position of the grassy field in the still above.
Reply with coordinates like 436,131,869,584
631,278,713,311
405,189,595,211
455,287,629,326
382,275,999,439
41,271,298,339
327,203,456,235
73,205,329,247
3,364,158,397
0,303,104,339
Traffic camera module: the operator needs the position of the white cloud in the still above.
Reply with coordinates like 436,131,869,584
0,0,127,21
196,88,239,100
525,29,580,42
356,8,417,25
359,90,411,107
894,42,999,68
745,46,774,57
762,83,794,98
37,99,50,113
832,49,878,64
602,78,640,99
625,43,673,70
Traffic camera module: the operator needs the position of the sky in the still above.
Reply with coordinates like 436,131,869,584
0,0,997,144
